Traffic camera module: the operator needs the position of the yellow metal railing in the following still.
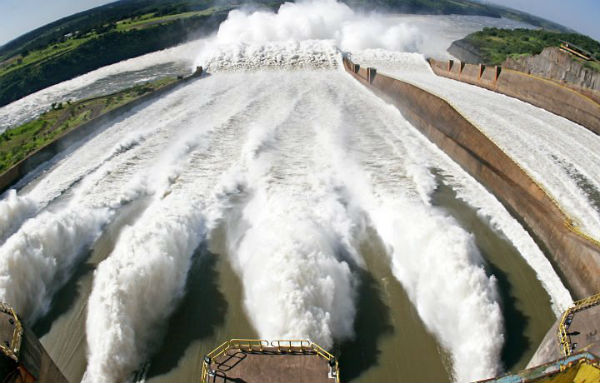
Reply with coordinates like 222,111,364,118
229,339,269,352
0,303,23,362
201,339,340,383
558,293,600,356
271,339,312,352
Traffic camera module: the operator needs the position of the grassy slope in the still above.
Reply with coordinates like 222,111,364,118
461,28,600,69
0,76,177,173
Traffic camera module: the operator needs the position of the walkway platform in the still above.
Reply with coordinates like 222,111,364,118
562,295,600,356
202,340,338,383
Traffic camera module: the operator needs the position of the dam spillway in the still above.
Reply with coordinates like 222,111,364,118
1,4,599,379
347,52,600,298
0,53,573,382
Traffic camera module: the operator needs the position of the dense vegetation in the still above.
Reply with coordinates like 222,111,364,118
0,0,572,107
0,77,177,173
461,28,600,67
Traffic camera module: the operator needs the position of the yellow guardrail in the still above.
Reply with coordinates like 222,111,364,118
558,292,600,356
201,339,340,383
271,339,312,352
0,303,22,363
229,338,269,352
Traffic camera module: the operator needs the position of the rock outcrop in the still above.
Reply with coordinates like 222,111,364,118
447,39,483,64
504,47,600,92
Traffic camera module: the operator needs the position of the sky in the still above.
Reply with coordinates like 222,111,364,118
0,0,114,46
0,0,599,47
485,0,600,40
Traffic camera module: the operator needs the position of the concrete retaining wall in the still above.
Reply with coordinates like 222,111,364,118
429,59,600,135
343,57,600,299
0,72,202,194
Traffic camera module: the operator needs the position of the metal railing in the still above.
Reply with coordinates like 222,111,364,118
271,339,312,352
0,303,23,362
201,339,340,383
558,292,600,356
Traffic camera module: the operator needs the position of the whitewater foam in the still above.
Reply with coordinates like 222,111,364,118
0,3,579,381
0,190,38,244
351,49,600,241
220,78,363,346
0,39,206,132
84,197,207,383
195,0,424,72
0,207,110,322
83,71,303,382
199,40,341,72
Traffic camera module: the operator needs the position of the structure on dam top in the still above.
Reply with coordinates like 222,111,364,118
0,303,66,382
201,339,339,383
528,293,600,367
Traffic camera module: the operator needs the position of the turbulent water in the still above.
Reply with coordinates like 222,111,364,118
0,41,203,132
0,0,581,382
349,50,600,241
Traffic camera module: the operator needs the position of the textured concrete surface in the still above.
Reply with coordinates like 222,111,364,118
527,318,562,368
207,348,333,383
344,57,600,299
568,304,600,356
504,47,600,92
429,58,600,135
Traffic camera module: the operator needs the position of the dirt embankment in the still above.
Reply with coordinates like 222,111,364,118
343,57,600,300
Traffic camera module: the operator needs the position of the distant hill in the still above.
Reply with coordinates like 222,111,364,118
0,0,573,107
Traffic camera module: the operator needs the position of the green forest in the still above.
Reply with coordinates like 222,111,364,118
461,28,600,67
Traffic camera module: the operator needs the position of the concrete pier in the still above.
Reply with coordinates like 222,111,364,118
202,340,338,383
0,303,67,382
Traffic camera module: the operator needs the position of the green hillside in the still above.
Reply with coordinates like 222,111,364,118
460,28,600,69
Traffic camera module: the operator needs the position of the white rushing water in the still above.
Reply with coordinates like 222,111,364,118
0,39,205,132
0,0,581,382
350,50,600,242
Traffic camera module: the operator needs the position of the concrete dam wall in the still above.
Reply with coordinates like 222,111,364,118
504,47,600,93
343,57,600,299
429,59,600,135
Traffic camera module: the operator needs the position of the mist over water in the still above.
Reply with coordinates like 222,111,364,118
350,51,600,241
311,83,505,380
0,190,37,244
0,0,579,382
220,76,363,348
